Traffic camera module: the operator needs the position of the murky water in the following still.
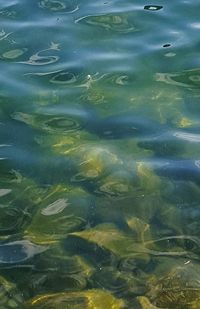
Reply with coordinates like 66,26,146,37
0,0,200,308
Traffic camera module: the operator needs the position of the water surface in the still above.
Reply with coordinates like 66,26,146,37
0,0,200,308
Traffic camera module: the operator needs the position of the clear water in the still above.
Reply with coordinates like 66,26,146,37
0,0,200,308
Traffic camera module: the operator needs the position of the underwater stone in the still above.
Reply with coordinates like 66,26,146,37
148,263,200,308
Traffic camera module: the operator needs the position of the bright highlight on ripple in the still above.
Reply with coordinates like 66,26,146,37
144,5,163,11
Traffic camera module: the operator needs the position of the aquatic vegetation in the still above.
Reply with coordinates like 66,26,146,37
129,84,183,125
25,185,91,243
1,0,200,307
16,243,93,297
147,263,200,308
90,266,145,297
137,162,161,194
27,289,125,308
71,144,122,182
70,223,144,258
0,171,44,236
0,275,24,308
137,296,162,309
36,245,93,277
95,170,135,198
126,217,151,243
70,223,196,261
36,130,95,156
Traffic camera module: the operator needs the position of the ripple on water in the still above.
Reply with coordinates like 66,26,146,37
12,112,84,133
38,0,79,13
156,68,200,88
2,48,27,59
75,13,137,33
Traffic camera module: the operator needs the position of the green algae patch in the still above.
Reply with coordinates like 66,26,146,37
27,289,125,309
25,185,91,244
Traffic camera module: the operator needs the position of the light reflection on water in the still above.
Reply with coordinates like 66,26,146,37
0,0,200,308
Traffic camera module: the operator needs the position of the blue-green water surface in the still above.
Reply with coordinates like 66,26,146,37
0,1,200,308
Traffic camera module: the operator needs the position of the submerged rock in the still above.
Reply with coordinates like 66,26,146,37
148,263,200,308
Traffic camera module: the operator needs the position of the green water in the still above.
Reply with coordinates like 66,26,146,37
0,0,200,308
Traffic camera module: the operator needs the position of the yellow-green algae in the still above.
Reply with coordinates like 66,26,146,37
25,184,91,244
26,289,125,308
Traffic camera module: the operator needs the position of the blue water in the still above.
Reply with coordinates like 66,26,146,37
0,0,200,308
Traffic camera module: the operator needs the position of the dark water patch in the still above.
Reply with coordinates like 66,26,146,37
163,43,171,48
149,159,200,185
0,240,47,264
86,113,164,139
